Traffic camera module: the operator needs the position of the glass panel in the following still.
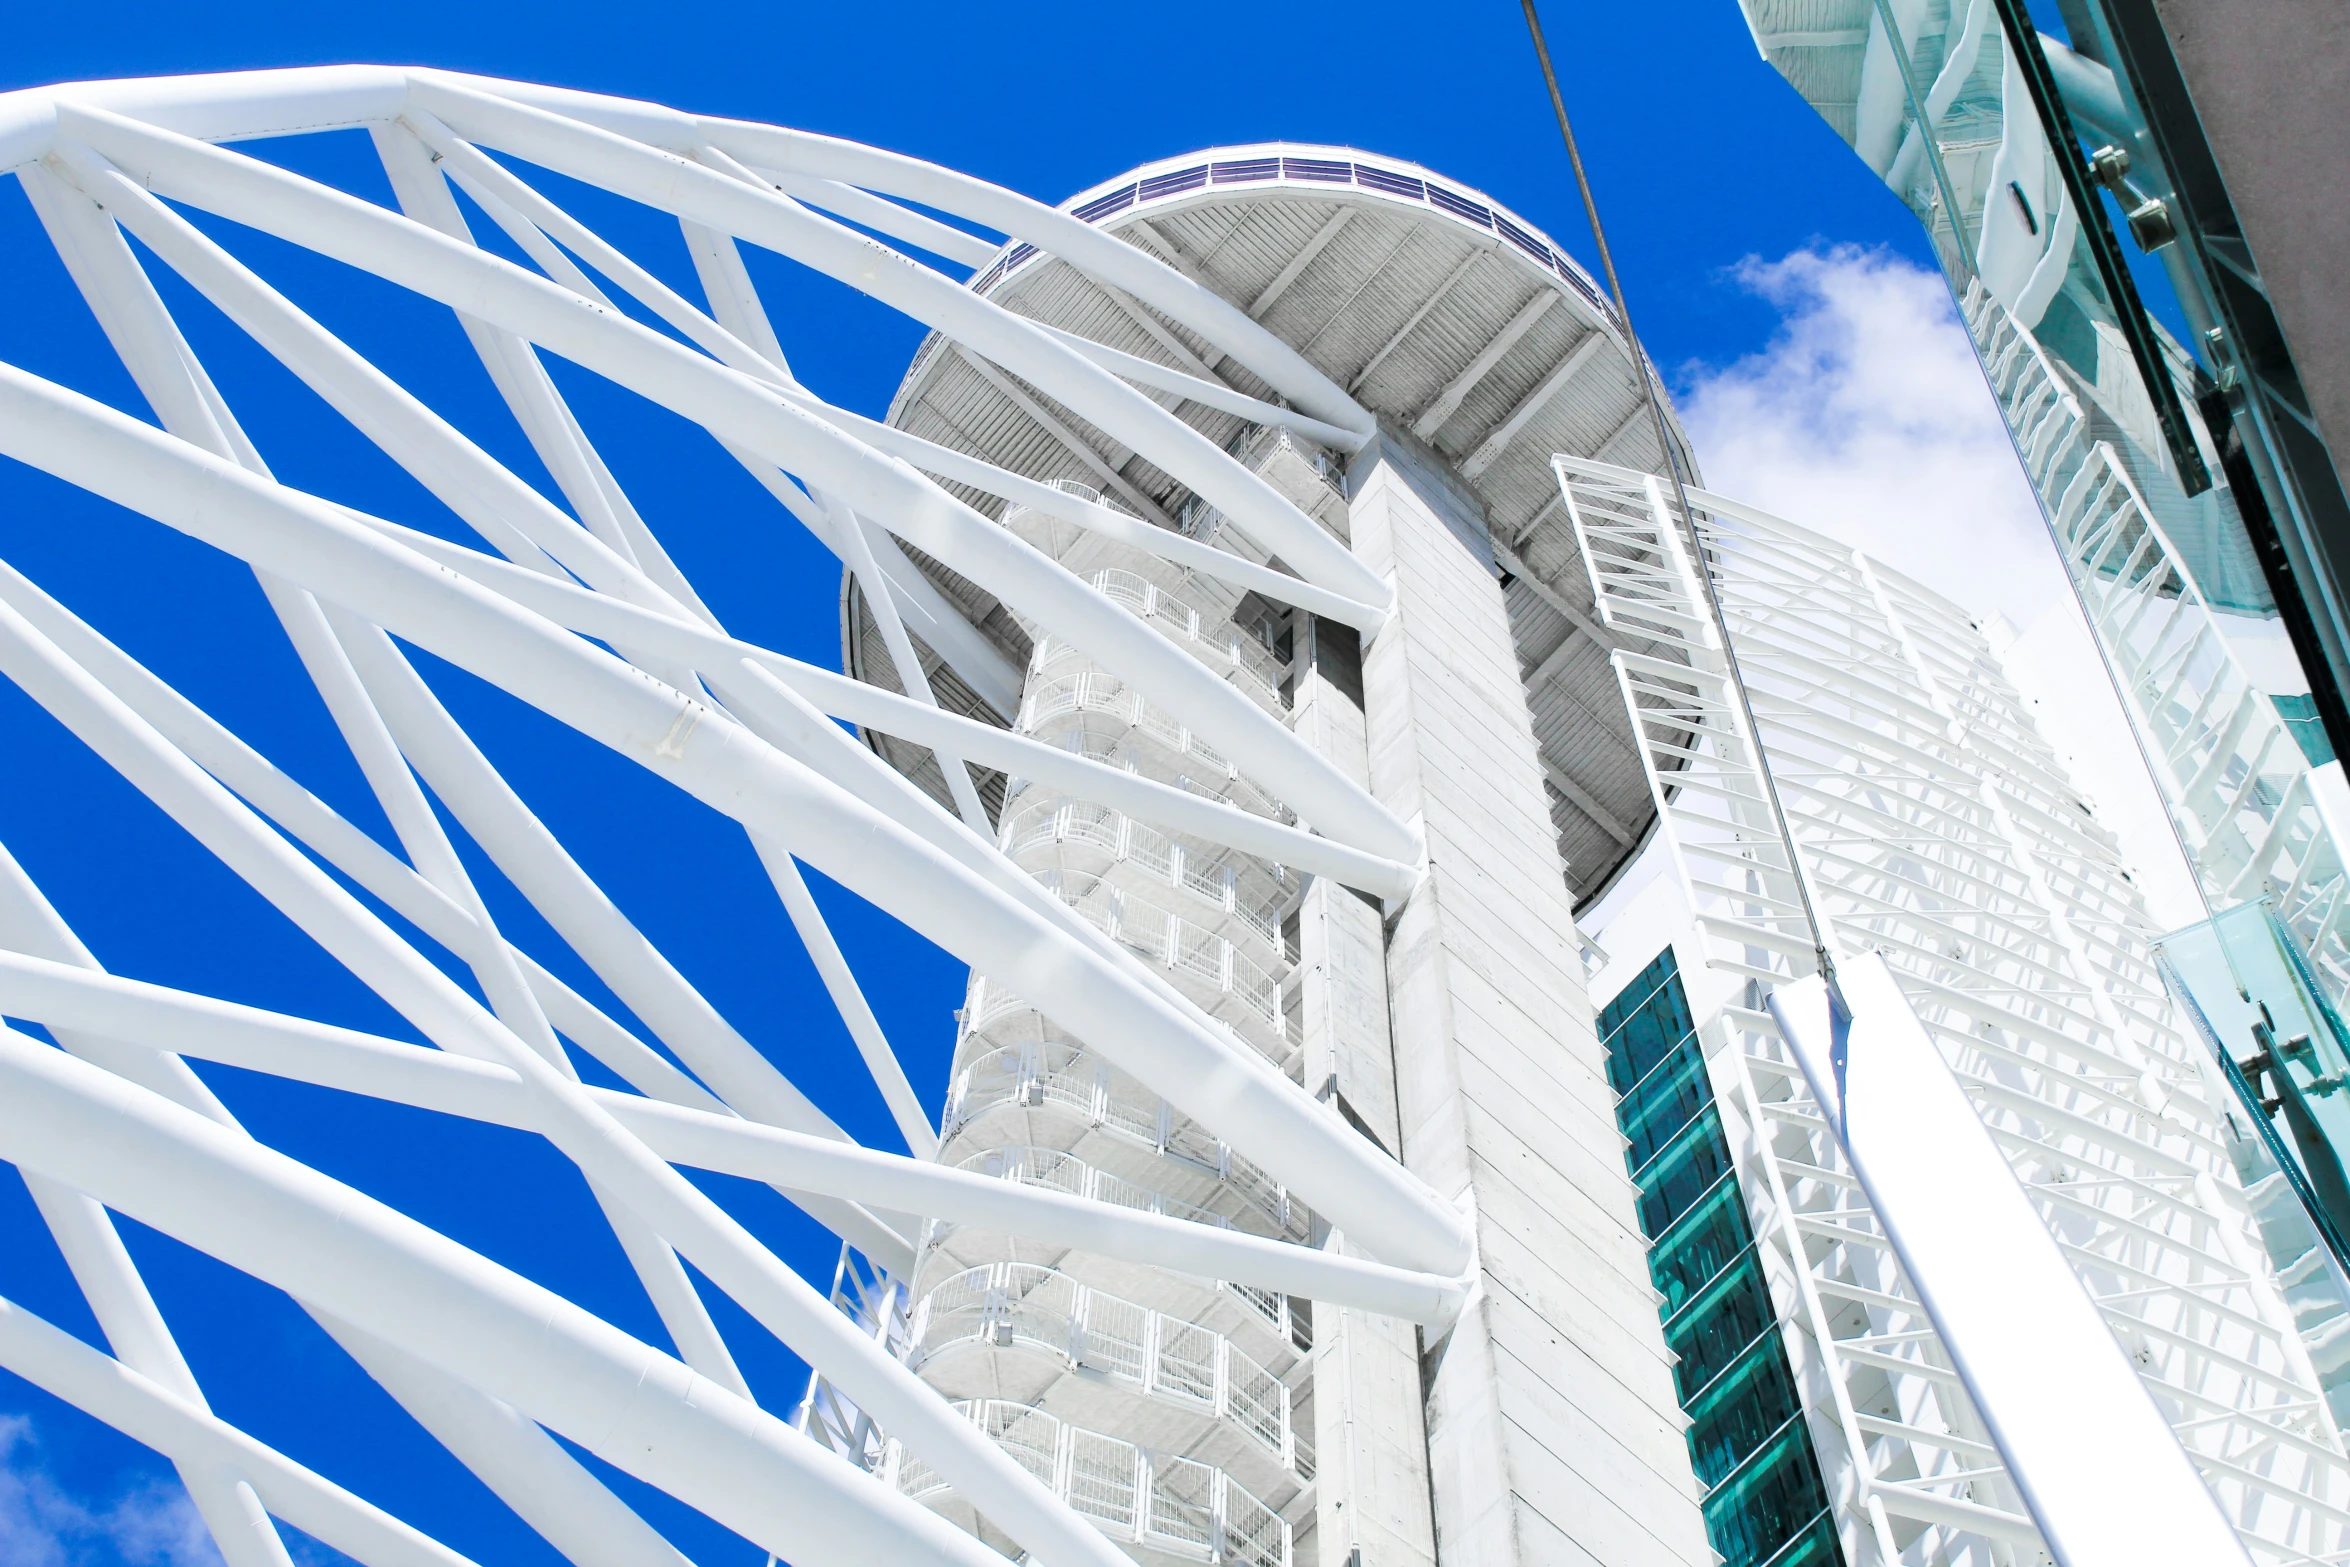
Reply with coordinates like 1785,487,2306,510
1650,1176,1760,1317
1635,1106,1738,1238
1666,1250,1780,1402
1600,947,1844,1566
1742,0,2350,1006
1706,1414,1841,1567
1683,1333,1806,1489
2155,901,2350,1417
1620,1040,1714,1170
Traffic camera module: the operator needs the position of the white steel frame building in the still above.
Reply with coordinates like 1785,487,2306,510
1562,452,2350,1566
0,67,1717,1567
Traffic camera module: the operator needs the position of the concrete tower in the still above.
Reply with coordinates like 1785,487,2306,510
843,147,1715,1567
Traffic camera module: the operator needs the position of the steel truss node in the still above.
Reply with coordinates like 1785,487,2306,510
0,67,1475,1567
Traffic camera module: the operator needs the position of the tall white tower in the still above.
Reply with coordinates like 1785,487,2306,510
848,147,1720,1567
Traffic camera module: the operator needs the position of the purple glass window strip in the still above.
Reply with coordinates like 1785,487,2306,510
1353,164,1426,199
1495,214,1551,267
1211,157,1281,184
1036,149,1616,328
1070,184,1138,223
1282,156,1353,183
1556,260,1608,313
1425,185,1494,228
1138,165,1210,201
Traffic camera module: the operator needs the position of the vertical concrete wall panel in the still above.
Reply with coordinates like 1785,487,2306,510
1349,431,1712,1567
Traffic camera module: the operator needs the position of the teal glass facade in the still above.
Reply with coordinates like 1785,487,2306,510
1599,948,1841,1567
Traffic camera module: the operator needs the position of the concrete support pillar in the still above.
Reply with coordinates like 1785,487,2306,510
1342,431,1711,1567
1293,553,1439,1567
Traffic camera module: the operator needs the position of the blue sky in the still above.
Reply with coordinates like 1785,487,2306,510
0,4,2016,1565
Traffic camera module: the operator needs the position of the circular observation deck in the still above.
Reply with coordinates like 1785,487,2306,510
848,142,1697,905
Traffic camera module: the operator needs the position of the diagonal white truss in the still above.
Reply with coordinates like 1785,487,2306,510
1560,453,2350,1566
0,67,1479,1567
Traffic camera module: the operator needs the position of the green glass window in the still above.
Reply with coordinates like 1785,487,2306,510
1599,947,1842,1567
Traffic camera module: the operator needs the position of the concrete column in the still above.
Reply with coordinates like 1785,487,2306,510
1292,537,1439,1567
1345,430,1711,1567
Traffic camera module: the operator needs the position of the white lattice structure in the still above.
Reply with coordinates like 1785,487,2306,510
0,67,1499,1567
1962,282,2350,1001
1560,453,2350,1566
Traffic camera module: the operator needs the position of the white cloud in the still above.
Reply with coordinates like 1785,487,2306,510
0,1412,222,1567
1675,245,2204,927
1677,244,2062,624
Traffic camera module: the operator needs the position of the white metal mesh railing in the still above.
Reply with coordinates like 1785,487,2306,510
909,1262,1310,1480
1090,568,1289,712
793,1245,913,1482
1031,871,1289,1048
951,1144,1239,1240
886,1399,1291,1567
1001,796,1293,949
1018,659,1296,806
942,1145,1316,1354
940,1041,1309,1243
999,722,1294,827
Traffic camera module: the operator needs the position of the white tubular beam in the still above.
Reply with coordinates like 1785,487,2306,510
0,69,406,169
21,1180,296,1567
772,395,1381,633
327,71,1369,440
33,141,831,1395
402,77,1385,608
684,131,1374,439
48,140,672,617
310,1318,695,1567
0,1291,482,1567
338,515,1414,899
659,207,1026,713
0,852,714,1567
365,123,709,621
823,486,992,834
325,612,864,1147
0,855,694,1567
756,168,1000,269
0,841,235,1119
1031,321,1367,453
0,949,1464,1323
718,661,1414,897
58,107,1412,864
0,1035,1014,1567
0,364,1470,1279
403,112,781,389
0,537,908,1286
679,218,790,369
788,475,1025,717
748,836,939,1157
0,556,725,1118
310,605,754,1402
0,548,1108,1565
